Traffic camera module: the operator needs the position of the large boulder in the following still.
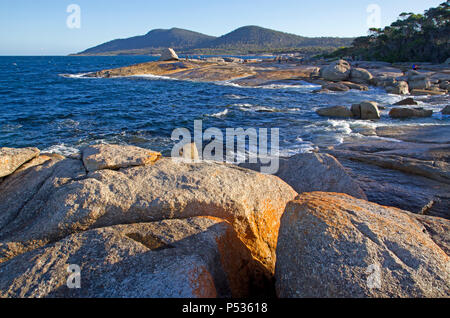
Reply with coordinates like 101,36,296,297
275,153,366,200
159,48,179,61
351,101,380,120
389,108,433,119
350,68,373,84
442,105,450,115
407,71,431,90
409,79,431,90
373,76,396,88
275,192,450,298
340,81,369,91
323,82,350,92
439,80,449,91
0,147,40,178
386,81,409,95
82,144,161,172
393,98,417,106
240,153,367,200
0,217,267,298
319,60,351,82
0,155,86,238
316,106,353,118
0,147,297,275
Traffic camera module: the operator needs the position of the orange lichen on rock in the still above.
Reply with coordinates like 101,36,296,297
276,192,450,298
187,265,218,298
210,216,271,297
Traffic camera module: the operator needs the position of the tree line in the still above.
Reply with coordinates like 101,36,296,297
328,1,449,63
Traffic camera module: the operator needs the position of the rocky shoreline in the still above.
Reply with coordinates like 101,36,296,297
81,52,450,122
0,142,449,298
83,50,450,96
1,52,449,298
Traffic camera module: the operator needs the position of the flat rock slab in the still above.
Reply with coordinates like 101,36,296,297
0,217,267,298
329,149,449,184
334,157,450,219
0,147,40,178
327,137,450,218
88,60,318,87
275,192,450,298
82,144,161,171
375,125,450,144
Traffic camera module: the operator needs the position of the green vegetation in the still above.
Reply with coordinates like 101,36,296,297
327,1,450,63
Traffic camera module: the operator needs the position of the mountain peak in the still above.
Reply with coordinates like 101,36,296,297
77,26,354,55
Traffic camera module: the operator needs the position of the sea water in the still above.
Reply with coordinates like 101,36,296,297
0,56,448,157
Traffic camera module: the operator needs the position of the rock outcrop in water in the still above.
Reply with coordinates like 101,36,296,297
389,107,433,119
0,144,449,298
316,101,381,120
442,106,450,115
394,98,418,106
319,59,351,82
350,101,380,120
316,106,354,118
326,125,450,219
350,67,373,84
80,55,450,101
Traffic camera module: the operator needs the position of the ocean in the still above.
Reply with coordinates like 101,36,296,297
1,56,448,157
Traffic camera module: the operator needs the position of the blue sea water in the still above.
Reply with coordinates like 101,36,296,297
0,56,448,157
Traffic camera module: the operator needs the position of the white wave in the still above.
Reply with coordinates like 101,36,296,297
257,83,320,90
209,109,229,118
225,94,245,99
233,103,253,107
59,73,93,79
217,81,247,88
218,81,321,90
55,119,80,129
131,74,177,81
327,120,352,135
1,124,23,132
240,105,279,113
278,144,316,157
43,144,80,156
232,103,288,113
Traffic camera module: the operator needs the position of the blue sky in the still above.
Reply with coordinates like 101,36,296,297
0,0,444,55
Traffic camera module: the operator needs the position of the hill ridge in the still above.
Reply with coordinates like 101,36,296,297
76,25,354,56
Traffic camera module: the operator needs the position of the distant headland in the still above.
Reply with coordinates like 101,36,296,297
71,25,354,56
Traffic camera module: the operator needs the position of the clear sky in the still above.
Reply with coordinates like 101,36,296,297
0,0,444,55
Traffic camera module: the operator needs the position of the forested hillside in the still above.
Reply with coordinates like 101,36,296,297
329,1,450,63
